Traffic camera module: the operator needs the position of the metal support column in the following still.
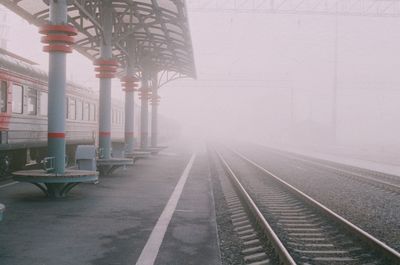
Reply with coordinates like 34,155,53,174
44,0,75,174
95,2,117,159
121,39,138,154
151,73,159,148
139,73,150,149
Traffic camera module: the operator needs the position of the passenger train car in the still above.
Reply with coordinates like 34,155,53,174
0,48,178,177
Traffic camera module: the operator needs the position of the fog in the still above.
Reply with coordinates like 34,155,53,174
163,12,400,154
4,6,400,159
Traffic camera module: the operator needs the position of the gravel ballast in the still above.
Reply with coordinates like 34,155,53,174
231,143,400,252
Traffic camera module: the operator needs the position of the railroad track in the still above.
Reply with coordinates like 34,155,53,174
213,147,400,265
264,148,400,194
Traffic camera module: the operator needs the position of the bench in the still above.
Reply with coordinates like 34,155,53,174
125,151,152,162
96,158,133,176
134,146,168,155
13,169,98,198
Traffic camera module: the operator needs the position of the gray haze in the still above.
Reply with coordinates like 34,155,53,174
4,6,400,154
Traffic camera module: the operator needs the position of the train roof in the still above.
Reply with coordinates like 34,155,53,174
0,48,93,92
0,49,47,81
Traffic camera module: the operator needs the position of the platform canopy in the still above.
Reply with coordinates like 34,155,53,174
0,0,196,78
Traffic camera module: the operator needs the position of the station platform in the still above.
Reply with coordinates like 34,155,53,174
270,143,400,177
0,141,220,265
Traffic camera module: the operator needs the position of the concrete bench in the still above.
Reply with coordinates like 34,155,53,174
0,203,4,221
96,158,133,176
134,146,168,155
125,151,152,162
13,169,98,198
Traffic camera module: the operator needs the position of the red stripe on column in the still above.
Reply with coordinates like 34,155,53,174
43,45,73,53
99,131,111,137
125,132,134,137
48,132,65,139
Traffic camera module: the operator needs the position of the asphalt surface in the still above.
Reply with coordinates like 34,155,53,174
0,140,220,265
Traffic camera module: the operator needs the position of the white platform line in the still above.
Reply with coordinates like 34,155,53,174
0,182,18,189
135,153,197,265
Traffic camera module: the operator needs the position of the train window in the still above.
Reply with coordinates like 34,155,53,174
12,84,23,114
27,87,37,115
0,81,7,113
76,99,83,120
94,105,97,121
40,92,48,116
89,103,95,121
83,102,89,121
65,98,68,119
68,98,76,120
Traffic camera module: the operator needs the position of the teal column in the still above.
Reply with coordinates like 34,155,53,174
122,75,137,154
140,73,150,149
42,0,77,173
122,39,137,154
151,74,159,148
95,2,116,159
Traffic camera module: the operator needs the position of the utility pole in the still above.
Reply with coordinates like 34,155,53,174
290,86,294,136
332,6,339,144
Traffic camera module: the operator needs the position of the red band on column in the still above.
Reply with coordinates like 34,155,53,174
125,132,134,137
41,35,75,44
94,59,119,79
121,76,140,92
48,132,65,139
96,73,116,79
138,90,151,100
120,76,139,82
94,59,119,66
43,45,73,53
150,95,161,105
99,131,111,137
95,66,118,72
39,24,77,54
39,24,78,36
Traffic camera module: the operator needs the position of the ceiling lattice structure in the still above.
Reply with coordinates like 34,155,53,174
187,0,400,17
0,0,196,78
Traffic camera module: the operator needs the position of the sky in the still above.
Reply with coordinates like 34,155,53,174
2,4,400,151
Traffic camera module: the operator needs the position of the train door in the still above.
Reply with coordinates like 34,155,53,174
0,79,10,144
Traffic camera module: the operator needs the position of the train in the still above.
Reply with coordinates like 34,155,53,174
0,48,180,177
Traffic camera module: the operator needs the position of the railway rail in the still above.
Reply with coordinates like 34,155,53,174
264,147,400,194
212,146,400,265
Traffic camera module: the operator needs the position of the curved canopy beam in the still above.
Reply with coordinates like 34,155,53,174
0,0,196,78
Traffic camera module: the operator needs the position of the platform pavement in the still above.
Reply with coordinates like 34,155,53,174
0,140,221,265
154,151,220,265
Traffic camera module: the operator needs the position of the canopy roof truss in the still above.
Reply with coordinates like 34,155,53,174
1,0,196,78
